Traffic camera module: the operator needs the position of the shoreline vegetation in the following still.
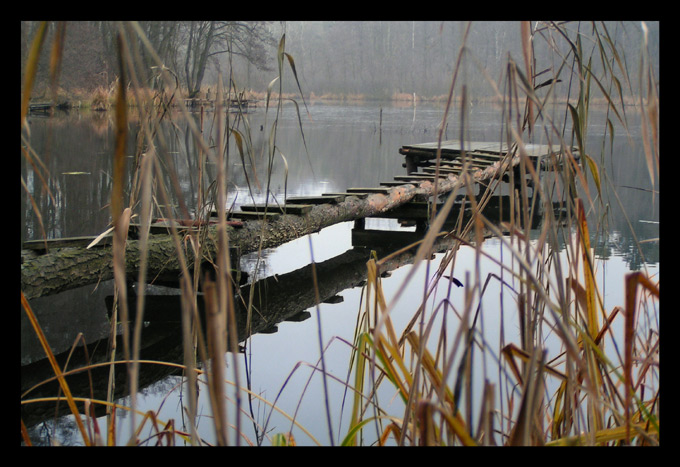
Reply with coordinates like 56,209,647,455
28,85,643,113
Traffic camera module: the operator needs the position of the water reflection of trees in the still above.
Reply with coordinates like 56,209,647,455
595,227,659,270
21,113,132,241
585,128,659,269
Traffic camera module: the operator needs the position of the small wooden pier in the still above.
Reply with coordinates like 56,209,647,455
27,101,73,115
21,140,579,300
399,140,575,174
184,96,256,111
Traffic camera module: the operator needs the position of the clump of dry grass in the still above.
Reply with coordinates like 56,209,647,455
89,85,113,111
391,91,418,103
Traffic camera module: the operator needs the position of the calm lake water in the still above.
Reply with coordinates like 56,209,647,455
21,101,659,445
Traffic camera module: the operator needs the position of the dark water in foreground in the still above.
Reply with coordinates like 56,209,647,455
21,101,659,445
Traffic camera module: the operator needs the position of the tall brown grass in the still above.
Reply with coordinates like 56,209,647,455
335,20,659,446
21,21,658,446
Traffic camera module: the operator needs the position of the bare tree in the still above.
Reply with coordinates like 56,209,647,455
87,21,275,95
179,21,275,97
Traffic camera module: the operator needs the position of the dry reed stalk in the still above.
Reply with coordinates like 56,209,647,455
21,21,47,129
623,272,659,444
203,279,229,445
21,293,92,445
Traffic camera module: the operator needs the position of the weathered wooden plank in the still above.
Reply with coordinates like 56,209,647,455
286,195,345,205
238,203,313,215
394,174,448,182
440,159,493,167
228,211,281,220
22,220,219,253
322,192,369,199
22,235,113,251
421,166,462,174
346,187,391,194
380,181,413,187
401,140,510,155
322,295,344,304
352,228,431,249
450,158,497,166
462,151,507,160
130,222,198,236
402,140,577,160
284,311,312,322
29,103,55,110
372,201,438,220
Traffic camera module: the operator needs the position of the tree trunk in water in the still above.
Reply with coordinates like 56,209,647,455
21,160,513,300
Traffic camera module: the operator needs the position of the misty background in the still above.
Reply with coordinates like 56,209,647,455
21,21,659,102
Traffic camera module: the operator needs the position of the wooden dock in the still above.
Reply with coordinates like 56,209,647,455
399,140,576,173
28,101,73,115
222,139,575,222
21,140,579,299
184,97,256,111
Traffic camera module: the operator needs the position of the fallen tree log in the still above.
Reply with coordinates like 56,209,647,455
20,154,519,300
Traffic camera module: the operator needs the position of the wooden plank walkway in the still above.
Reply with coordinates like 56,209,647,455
24,139,569,251
399,139,576,173
23,139,565,251
210,138,576,231
399,140,566,158
21,140,578,299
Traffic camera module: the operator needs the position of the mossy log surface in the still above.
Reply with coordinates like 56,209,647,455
21,157,515,300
